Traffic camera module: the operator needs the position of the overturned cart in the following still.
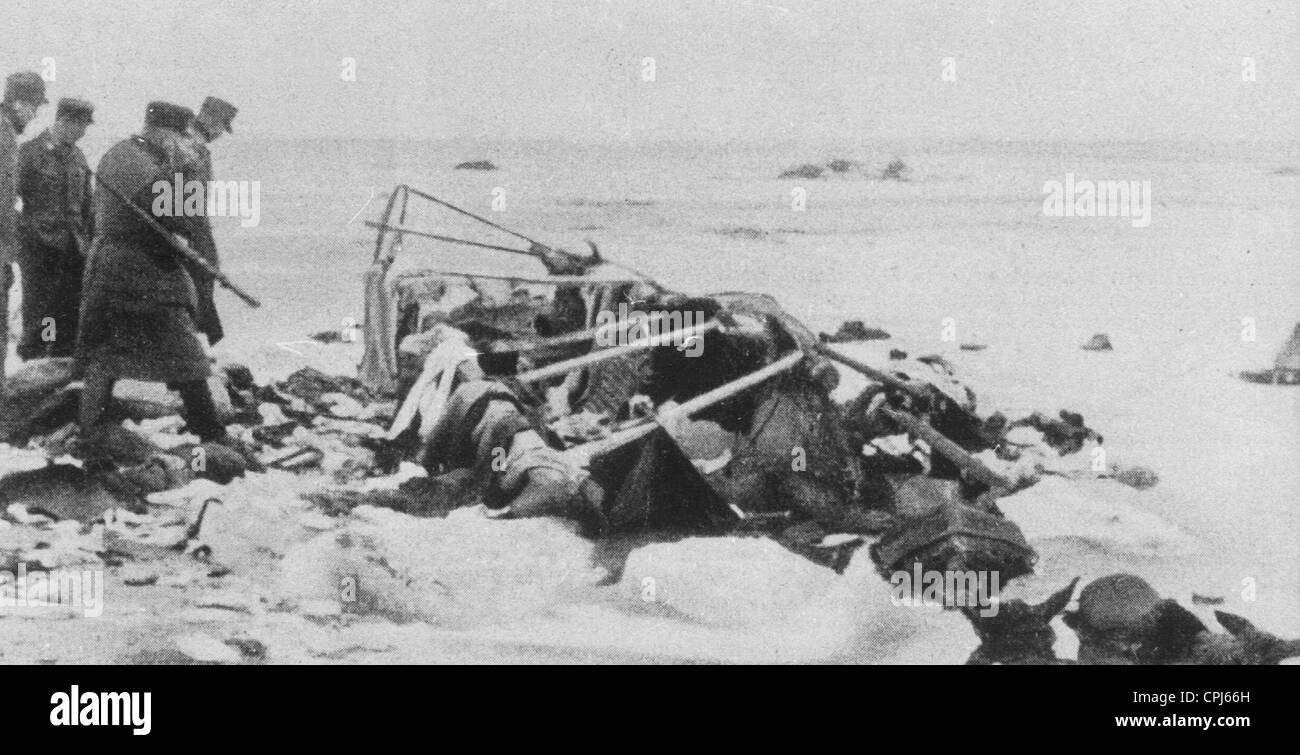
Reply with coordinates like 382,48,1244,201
353,186,1036,584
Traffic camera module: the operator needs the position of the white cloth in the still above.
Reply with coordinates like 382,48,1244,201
387,326,476,440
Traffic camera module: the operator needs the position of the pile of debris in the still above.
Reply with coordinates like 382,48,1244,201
778,158,911,181
1240,323,1300,385
0,184,1285,664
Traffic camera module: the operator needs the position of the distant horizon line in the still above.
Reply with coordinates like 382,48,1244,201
180,134,1300,146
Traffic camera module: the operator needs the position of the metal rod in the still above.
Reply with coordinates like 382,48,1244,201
515,319,722,384
879,406,1010,489
399,268,651,286
509,310,683,353
561,351,805,463
817,344,924,400
404,186,554,251
365,221,536,257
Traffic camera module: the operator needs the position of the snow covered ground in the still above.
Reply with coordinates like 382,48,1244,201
2,137,1296,663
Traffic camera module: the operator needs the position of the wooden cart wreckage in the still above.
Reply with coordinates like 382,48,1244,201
349,186,1037,580
2,184,1296,663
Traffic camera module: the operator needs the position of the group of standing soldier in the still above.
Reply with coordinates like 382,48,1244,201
0,69,240,448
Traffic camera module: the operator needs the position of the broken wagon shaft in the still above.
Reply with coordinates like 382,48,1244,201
372,186,666,283
364,221,538,258
561,351,805,464
878,406,1010,489
511,310,709,354
514,319,723,384
816,344,929,402
818,343,991,437
818,344,1008,488
400,185,558,253
401,268,650,287
92,171,262,308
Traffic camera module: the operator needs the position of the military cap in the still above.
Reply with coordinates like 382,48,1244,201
145,101,195,132
195,96,237,135
4,70,49,105
56,97,94,124
1069,573,1161,633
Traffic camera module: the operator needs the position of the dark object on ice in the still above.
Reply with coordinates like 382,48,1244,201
507,468,609,539
773,521,866,574
779,164,824,180
982,411,1008,440
265,446,324,472
304,471,484,519
180,497,221,549
914,353,953,371
454,160,498,171
1240,323,1300,385
0,463,129,522
888,349,907,360
0,358,78,442
168,441,260,484
959,343,987,352
1192,611,1300,665
251,422,298,446
1112,466,1159,490
77,423,165,466
1064,573,1300,665
712,226,770,241
1068,573,1161,633
880,159,908,181
1239,368,1287,384
1063,573,1193,665
820,321,890,343
965,578,1078,665
591,427,735,534
477,350,520,376
1008,410,1102,455
359,436,404,476
225,637,267,662
119,454,192,494
1273,167,1298,176
1081,333,1112,351
871,478,1036,589
222,364,257,393
309,329,344,344
826,159,858,174
1192,593,1225,606
278,367,368,406
3,387,81,445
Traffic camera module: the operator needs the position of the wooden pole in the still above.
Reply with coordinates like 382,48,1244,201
510,311,704,353
561,351,804,464
817,344,927,401
364,221,538,258
399,267,649,287
878,406,1009,489
515,319,722,384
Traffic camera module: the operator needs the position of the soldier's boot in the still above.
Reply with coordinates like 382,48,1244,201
175,379,226,442
506,468,608,538
74,372,118,472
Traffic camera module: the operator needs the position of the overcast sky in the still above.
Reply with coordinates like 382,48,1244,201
3,0,1296,143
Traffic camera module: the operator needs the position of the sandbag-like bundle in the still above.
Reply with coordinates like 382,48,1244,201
0,462,128,522
0,358,77,442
